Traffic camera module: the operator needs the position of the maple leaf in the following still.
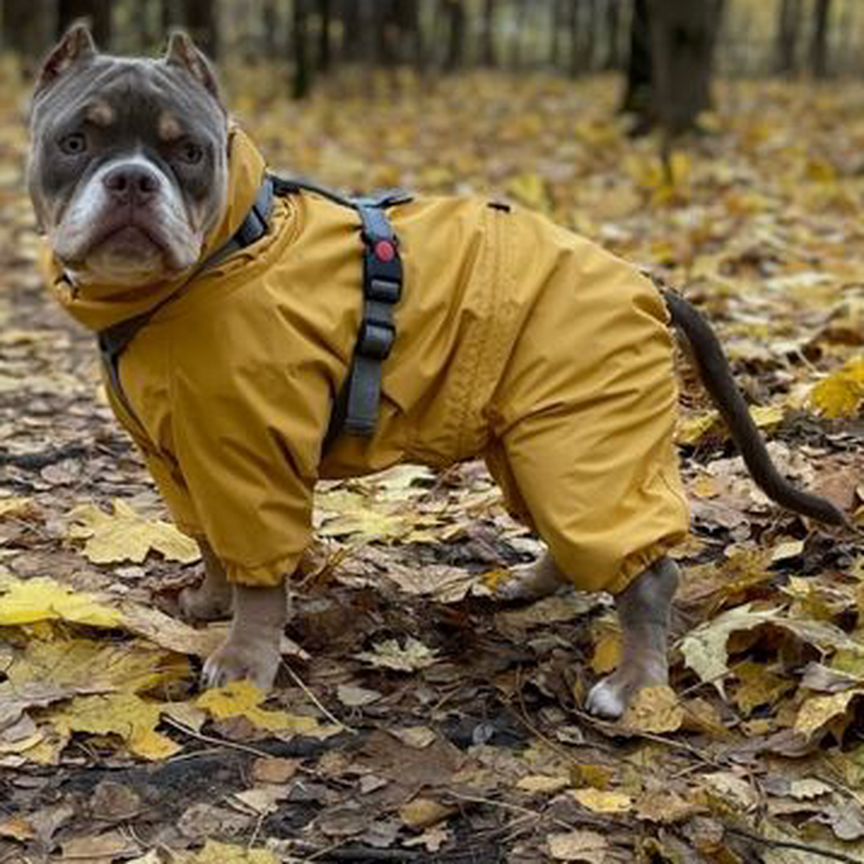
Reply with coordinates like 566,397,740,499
67,500,200,564
355,636,439,672
196,680,339,737
809,356,864,419
0,575,122,629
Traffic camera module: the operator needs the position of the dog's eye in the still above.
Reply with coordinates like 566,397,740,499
58,132,87,156
178,141,204,164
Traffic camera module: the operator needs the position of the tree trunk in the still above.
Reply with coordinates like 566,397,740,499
318,0,332,71
443,0,466,71
646,0,723,135
550,0,565,68
292,0,312,98
621,0,652,113
1,0,55,60
508,0,527,69
810,0,831,78
338,0,362,62
568,0,581,76
481,0,497,67
776,0,802,75
182,0,218,58
57,0,112,47
604,0,623,70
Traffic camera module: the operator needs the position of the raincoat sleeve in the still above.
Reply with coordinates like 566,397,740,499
168,364,326,588
102,376,204,537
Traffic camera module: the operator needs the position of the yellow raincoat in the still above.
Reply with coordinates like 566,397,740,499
47,128,689,593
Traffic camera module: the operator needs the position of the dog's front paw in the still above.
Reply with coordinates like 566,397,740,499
202,636,280,691
585,663,666,720
495,556,566,603
179,582,234,621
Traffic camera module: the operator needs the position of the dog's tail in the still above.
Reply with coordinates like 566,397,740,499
663,290,848,527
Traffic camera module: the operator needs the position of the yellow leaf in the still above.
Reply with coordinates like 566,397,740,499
589,627,621,675
67,500,200,564
50,692,180,761
547,830,608,862
6,638,189,696
795,690,863,739
0,576,122,628
355,637,439,672
180,840,278,864
570,787,632,814
506,172,551,213
677,411,719,446
621,685,684,734
399,797,456,829
809,357,864,419
0,497,38,519
196,680,336,737
516,774,570,794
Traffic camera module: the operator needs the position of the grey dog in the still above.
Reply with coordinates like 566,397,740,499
26,25,847,719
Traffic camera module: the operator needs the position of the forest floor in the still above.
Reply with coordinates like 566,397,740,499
1,68,863,864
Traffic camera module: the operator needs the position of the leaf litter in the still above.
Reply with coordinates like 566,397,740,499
0,68,863,863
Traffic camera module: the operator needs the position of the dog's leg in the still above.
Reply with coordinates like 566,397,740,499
497,551,568,601
179,539,234,621
202,583,287,690
586,556,679,719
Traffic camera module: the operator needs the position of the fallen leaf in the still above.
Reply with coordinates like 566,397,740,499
67,500,200,564
196,680,338,737
398,797,456,830
547,830,608,862
0,575,122,628
570,787,632,813
355,637,439,672
515,774,570,794
622,685,684,734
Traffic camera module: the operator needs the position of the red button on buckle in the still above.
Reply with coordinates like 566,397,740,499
374,240,396,262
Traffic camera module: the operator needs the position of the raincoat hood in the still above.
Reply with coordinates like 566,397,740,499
44,126,267,333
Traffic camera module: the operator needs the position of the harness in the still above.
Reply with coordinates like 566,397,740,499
98,175,411,452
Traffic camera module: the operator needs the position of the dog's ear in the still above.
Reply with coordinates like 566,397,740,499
34,22,97,95
164,30,223,104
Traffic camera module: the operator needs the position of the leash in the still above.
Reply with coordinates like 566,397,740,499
97,174,411,451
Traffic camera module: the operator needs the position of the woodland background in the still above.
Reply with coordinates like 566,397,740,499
1,2,864,863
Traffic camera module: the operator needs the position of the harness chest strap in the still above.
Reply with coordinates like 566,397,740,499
97,174,411,451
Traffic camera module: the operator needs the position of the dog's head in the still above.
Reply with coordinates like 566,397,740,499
27,25,229,287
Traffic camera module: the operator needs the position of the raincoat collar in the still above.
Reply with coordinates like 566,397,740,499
45,125,267,333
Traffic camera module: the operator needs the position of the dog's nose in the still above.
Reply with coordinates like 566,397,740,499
102,164,161,204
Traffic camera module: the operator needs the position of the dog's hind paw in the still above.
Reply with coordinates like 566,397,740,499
495,555,566,603
202,636,280,691
179,582,233,622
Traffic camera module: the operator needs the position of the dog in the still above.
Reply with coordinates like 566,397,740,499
26,25,847,720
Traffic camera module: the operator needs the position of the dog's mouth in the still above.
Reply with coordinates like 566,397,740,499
84,213,172,262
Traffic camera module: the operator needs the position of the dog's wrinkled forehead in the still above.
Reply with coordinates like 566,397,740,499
31,57,225,156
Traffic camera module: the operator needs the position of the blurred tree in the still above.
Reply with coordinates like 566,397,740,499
293,0,312,99
621,0,652,115
1,0,55,62
776,0,802,74
182,0,218,58
810,0,832,78
443,0,466,71
58,0,111,46
318,0,332,71
623,0,723,136
649,0,724,135
480,0,498,67
604,0,624,70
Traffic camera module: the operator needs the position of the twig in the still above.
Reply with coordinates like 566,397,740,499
446,790,610,833
162,716,274,759
280,659,357,735
727,826,864,864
